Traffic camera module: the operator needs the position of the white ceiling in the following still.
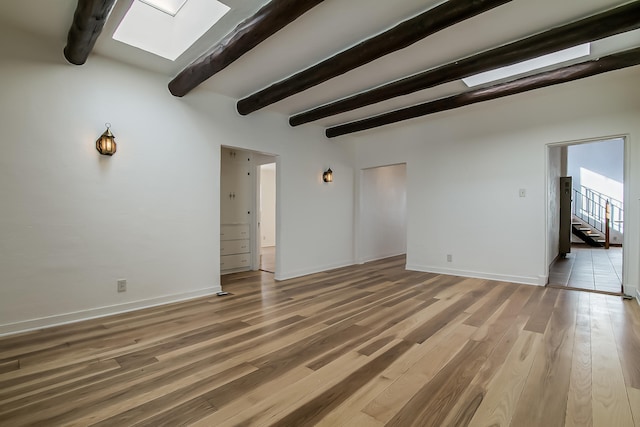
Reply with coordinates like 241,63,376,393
1,0,639,129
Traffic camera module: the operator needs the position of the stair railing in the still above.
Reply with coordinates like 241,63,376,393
572,185,623,235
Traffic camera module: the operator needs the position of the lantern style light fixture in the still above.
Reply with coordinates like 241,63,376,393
96,123,117,156
323,168,333,183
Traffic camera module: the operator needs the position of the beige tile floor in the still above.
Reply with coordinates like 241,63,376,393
548,245,622,294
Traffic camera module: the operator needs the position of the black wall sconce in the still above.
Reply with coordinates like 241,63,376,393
323,168,333,183
96,123,117,156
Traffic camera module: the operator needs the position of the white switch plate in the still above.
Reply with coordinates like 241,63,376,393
519,189,526,197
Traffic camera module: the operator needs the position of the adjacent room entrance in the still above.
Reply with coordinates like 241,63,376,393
220,146,278,277
357,163,407,263
546,137,626,295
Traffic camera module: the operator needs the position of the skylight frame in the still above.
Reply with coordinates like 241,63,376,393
112,0,230,61
138,0,189,16
462,43,592,88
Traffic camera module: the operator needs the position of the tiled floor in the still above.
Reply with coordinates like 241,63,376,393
548,245,622,294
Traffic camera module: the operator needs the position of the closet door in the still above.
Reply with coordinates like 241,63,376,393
221,148,252,224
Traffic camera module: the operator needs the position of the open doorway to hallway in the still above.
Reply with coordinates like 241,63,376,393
546,137,625,295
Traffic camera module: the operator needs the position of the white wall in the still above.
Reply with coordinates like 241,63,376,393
567,138,624,199
260,164,276,247
0,25,355,334
358,164,407,262
354,65,640,294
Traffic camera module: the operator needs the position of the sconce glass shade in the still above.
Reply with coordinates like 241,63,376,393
96,123,117,156
323,168,333,182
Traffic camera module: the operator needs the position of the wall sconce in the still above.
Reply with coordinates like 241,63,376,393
96,123,117,156
323,168,333,183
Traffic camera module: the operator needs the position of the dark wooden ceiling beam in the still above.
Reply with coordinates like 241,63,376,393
236,0,513,115
293,1,640,126
325,47,640,138
64,0,117,65
169,0,325,97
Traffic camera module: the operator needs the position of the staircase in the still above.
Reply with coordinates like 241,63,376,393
571,216,606,247
571,186,624,248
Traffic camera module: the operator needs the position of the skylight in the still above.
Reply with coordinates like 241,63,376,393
139,0,188,16
113,0,230,61
462,44,591,87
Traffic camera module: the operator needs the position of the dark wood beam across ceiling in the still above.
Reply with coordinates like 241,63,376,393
236,0,513,115
63,0,117,65
326,47,640,138
292,1,640,127
169,0,325,97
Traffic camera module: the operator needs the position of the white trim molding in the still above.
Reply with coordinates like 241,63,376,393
0,286,221,337
276,261,354,281
405,264,545,286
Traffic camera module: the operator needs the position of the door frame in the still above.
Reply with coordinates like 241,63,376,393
544,134,629,291
220,145,279,276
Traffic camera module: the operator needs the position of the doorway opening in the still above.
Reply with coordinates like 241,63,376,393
546,137,626,295
357,163,407,264
220,146,277,278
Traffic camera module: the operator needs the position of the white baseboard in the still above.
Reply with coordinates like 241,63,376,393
357,251,406,265
0,286,221,337
405,264,545,286
276,260,354,281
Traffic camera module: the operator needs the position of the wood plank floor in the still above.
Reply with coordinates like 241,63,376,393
1,256,639,426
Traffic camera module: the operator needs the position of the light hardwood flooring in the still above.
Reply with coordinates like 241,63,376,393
1,256,639,426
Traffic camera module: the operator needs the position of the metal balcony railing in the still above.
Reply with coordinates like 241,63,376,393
572,185,623,234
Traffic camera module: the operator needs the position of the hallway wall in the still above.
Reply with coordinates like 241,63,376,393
260,164,276,247
567,138,624,201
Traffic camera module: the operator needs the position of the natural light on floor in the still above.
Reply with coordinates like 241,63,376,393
462,43,591,87
113,0,230,61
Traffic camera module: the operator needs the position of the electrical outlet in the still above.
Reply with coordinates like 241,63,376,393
447,254,452,262
117,279,127,293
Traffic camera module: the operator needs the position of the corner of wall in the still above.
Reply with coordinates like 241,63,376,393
275,260,355,282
